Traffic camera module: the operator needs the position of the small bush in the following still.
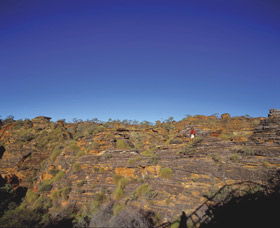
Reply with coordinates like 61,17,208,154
76,150,86,157
128,156,142,166
92,191,106,209
116,139,131,150
159,168,173,179
169,138,183,144
33,195,52,210
77,180,87,187
18,132,35,142
25,190,39,204
68,143,81,152
113,203,124,216
178,145,194,155
135,184,150,198
148,156,160,165
38,182,52,192
189,136,203,146
50,147,63,161
51,187,72,201
141,150,155,157
113,176,129,200
73,163,81,172
49,169,59,176
13,120,25,129
230,154,241,162
236,146,257,156
211,154,222,163
52,171,65,182
0,206,42,228
171,221,180,228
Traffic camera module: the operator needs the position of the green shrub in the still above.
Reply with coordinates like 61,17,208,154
113,203,124,216
236,146,257,156
134,184,150,198
52,171,65,182
116,139,131,150
169,138,183,144
38,170,65,192
68,143,81,152
148,156,160,165
211,154,222,162
77,180,87,187
91,191,106,209
0,206,42,228
36,128,67,149
189,136,203,146
128,156,142,165
141,150,155,157
159,168,173,179
38,182,52,192
32,195,52,210
132,183,157,200
13,120,25,129
50,187,72,201
18,131,35,142
230,154,241,162
25,190,39,204
171,221,180,228
73,163,81,172
50,147,63,161
113,176,129,200
76,150,86,157
49,169,59,176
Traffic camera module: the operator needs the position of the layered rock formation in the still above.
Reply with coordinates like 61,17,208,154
251,109,280,145
0,112,279,227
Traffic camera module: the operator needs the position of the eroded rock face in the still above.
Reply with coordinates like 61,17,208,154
251,109,280,145
31,116,51,130
0,111,279,227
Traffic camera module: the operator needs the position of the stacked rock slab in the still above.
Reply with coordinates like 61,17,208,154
31,116,51,130
251,109,280,144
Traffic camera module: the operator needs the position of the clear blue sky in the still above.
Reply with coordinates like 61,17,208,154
1,0,279,122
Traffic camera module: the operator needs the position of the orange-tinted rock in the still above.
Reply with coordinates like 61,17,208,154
221,113,231,119
0,110,279,227
115,167,136,178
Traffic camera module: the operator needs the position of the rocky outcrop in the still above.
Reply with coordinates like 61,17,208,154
251,109,280,145
31,116,51,130
0,111,279,227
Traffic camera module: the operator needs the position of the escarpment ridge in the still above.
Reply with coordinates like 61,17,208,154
0,110,280,227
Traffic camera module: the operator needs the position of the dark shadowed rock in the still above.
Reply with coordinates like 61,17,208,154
89,204,154,228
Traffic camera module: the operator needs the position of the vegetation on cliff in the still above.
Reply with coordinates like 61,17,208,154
0,111,279,227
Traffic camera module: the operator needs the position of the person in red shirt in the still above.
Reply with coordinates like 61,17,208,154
190,127,196,139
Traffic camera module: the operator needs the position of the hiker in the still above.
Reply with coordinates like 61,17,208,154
190,127,196,139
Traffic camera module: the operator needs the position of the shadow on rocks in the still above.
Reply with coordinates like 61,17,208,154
89,202,155,228
200,171,280,228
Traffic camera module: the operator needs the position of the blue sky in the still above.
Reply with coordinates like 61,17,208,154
1,0,279,122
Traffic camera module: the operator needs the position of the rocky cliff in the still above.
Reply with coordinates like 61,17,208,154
0,111,279,227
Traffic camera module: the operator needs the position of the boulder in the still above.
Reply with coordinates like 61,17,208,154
31,116,52,130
